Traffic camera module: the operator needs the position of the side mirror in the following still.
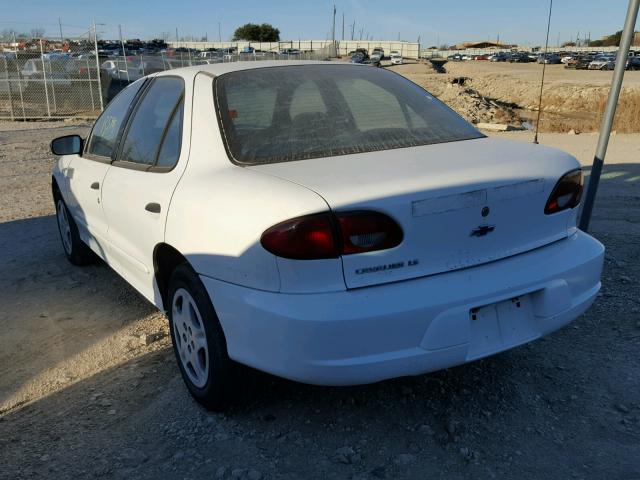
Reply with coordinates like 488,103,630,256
51,135,83,156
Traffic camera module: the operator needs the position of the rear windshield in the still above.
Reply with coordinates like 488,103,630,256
215,64,483,165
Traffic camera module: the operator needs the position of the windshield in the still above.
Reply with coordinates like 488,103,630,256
215,64,484,165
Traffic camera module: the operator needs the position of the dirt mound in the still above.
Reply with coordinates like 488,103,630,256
396,63,522,127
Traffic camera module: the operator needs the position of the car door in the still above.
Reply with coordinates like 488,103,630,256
65,79,146,257
100,76,189,301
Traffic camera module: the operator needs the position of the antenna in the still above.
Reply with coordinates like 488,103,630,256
533,0,553,144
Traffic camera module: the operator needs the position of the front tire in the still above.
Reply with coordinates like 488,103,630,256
54,195,96,266
167,263,241,410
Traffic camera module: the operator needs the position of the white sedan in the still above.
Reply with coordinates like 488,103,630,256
50,61,604,410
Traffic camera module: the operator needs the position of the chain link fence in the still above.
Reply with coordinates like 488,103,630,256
0,40,335,121
0,31,102,120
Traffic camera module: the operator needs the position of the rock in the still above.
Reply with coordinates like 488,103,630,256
247,470,262,480
567,129,580,135
172,451,185,461
459,447,475,461
475,122,519,132
418,424,435,435
615,403,630,414
107,409,116,415
400,386,413,396
445,418,457,435
138,331,167,346
333,446,358,464
394,453,416,466
231,468,245,478
119,448,148,468
215,466,227,478
370,466,388,478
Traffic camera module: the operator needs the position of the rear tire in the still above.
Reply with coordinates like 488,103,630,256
167,263,242,410
54,194,96,266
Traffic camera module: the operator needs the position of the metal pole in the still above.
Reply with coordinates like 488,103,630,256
331,3,336,57
86,55,95,111
119,24,130,82
14,56,26,120
218,22,221,43
58,18,64,45
93,19,104,111
47,57,58,114
579,0,640,232
342,13,345,41
3,56,14,121
534,0,553,144
176,27,179,48
39,39,51,118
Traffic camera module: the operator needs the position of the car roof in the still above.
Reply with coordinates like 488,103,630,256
154,60,336,80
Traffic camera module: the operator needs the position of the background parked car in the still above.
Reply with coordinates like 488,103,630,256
390,53,403,65
626,56,640,70
20,58,73,89
565,56,594,70
372,47,385,59
489,53,508,62
589,55,615,70
537,53,561,64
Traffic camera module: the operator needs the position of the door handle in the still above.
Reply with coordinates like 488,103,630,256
90,181,100,190
145,202,161,214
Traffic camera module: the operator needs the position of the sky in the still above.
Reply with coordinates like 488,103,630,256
2,0,638,46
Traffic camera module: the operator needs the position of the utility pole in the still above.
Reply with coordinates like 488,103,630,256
331,3,336,56
580,0,640,231
58,17,64,44
342,13,345,41
119,24,130,82
92,18,103,111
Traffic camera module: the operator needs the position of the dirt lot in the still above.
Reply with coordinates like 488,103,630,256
1,117,639,479
389,61,640,133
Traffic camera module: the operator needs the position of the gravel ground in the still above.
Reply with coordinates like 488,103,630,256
0,122,639,479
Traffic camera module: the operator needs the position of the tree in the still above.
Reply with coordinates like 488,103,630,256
562,41,576,47
233,23,280,42
589,30,624,47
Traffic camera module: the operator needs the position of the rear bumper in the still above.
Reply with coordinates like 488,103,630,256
202,231,604,386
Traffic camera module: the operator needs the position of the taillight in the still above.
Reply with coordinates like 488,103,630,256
338,211,403,254
260,211,403,260
545,169,583,215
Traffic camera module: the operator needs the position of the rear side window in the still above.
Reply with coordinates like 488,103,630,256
215,64,483,165
85,79,145,158
119,77,184,167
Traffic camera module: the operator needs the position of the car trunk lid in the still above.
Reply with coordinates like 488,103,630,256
249,137,580,289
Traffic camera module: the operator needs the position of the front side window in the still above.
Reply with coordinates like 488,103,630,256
85,79,145,158
119,77,184,167
215,64,483,165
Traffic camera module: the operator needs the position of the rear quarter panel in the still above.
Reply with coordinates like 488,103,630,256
165,71,339,292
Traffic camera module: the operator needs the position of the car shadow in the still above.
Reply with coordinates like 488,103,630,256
0,214,158,411
0,163,638,478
